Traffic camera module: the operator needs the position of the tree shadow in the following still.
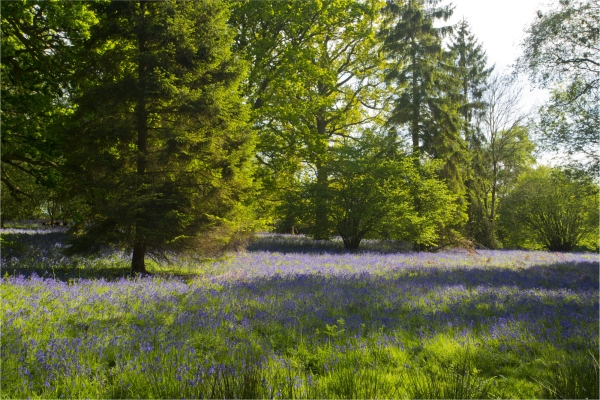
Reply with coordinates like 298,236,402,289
246,233,412,254
214,262,598,351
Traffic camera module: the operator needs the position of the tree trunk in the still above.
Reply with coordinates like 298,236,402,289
131,238,147,275
411,51,420,157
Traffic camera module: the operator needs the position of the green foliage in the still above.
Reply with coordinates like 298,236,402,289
537,351,600,399
536,80,599,175
61,0,256,271
519,0,600,176
467,74,536,248
327,132,458,249
1,0,97,198
404,347,494,399
231,0,387,239
381,0,469,238
498,167,599,251
448,19,493,143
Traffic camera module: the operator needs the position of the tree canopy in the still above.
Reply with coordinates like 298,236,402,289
519,0,599,176
499,167,599,251
60,0,256,273
1,0,597,257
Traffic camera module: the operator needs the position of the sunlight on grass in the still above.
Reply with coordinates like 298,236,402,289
1,232,598,398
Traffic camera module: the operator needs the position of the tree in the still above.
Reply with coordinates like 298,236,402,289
1,1,97,197
448,19,493,143
536,81,599,175
380,0,468,246
498,167,599,251
62,0,256,274
0,168,44,227
231,0,387,239
328,132,458,249
381,0,455,155
470,74,535,248
519,0,599,176
447,19,496,246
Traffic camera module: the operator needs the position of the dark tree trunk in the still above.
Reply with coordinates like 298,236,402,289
410,23,420,159
131,238,147,275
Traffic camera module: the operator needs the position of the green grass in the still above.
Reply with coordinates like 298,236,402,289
1,232,598,398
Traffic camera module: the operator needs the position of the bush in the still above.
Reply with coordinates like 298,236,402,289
498,167,599,251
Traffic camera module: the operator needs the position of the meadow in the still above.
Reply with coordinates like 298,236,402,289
1,230,598,399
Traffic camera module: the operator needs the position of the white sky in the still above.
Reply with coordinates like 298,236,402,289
448,0,551,110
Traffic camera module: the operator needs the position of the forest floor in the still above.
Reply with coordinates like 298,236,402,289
1,229,598,399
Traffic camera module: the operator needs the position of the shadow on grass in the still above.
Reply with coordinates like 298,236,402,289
246,233,413,254
213,263,599,352
2,231,598,287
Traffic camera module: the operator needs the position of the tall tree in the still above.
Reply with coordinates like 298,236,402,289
232,0,387,239
448,19,493,143
536,82,599,175
381,0,455,156
63,0,255,274
447,19,495,246
519,0,599,176
380,0,468,246
1,1,97,198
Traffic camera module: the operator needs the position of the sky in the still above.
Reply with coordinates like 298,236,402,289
448,0,551,110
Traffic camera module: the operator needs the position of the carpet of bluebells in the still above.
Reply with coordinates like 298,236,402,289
1,230,599,399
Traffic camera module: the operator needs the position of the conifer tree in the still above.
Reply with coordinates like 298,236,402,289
380,0,468,246
63,0,255,274
448,19,495,246
380,0,455,156
448,19,493,143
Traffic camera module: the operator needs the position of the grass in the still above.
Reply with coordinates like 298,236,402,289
1,231,598,398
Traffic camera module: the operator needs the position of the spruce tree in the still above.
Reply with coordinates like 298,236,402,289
448,19,493,143
381,0,468,246
63,0,255,274
380,0,455,156
448,19,495,246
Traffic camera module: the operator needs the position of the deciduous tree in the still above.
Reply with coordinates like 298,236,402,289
471,74,535,248
232,0,387,239
1,1,96,197
498,167,599,251
519,0,599,176
328,132,457,249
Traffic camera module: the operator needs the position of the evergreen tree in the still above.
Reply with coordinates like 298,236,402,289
448,19,493,143
447,19,495,246
63,0,255,274
380,0,468,246
380,0,455,154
